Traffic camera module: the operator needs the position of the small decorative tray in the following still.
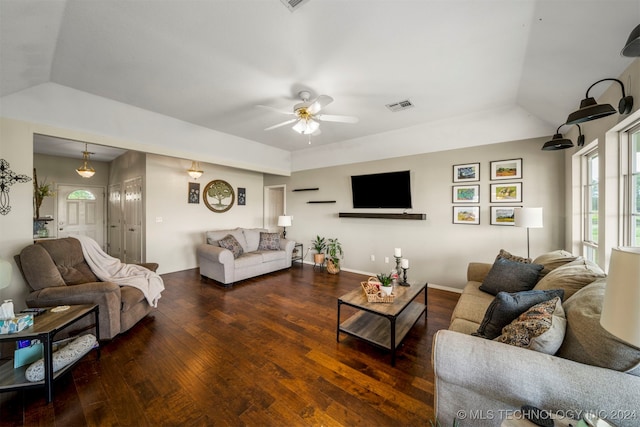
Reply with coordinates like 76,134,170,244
361,277,395,303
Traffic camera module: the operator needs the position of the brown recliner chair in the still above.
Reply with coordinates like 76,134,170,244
16,238,159,340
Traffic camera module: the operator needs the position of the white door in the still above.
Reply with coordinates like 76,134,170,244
123,177,143,264
57,185,105,248
107,184,122,259
264,185,285,231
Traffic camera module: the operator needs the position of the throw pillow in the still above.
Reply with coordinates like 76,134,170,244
218,234,244,258
474,289,565,339
496,249,531,264
557,279,640,376
479,258,544,296
257,232,280,251
494,297,566,355
532,249,578,278
533,257,606,301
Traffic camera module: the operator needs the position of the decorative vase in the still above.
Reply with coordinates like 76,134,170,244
379,285,393,296
326,259,340,274
313,253,325,265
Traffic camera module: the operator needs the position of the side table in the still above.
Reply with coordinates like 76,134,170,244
291,243,303,264
0,304,100,402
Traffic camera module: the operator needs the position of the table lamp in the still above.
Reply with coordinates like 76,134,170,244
277,215,292,238
514,207,543,258
600,247,640,349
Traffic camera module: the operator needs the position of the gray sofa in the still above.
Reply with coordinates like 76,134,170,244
432,250,640,427
197,227,295,286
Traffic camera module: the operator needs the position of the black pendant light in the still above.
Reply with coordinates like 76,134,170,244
566,78,634,125
621,24,640,57
542,124,584,151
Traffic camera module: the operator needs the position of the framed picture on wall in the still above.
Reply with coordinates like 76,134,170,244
238,187,246,205
452,185,479,203
490,182,522,203
490,206,521,226
490,158,522,180
453,206,480,225
453,163,480,182
188,182,200,204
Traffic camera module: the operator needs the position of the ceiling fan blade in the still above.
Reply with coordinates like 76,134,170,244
307,95,334,114
256,104,294,115
316,114,359,123
264,118,298,131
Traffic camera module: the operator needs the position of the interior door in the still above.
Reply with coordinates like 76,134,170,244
57,185,105,248
107,183,122,259
264,185,285,231
123,177,143,264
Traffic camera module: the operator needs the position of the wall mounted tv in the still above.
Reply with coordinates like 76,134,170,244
350,170,412,209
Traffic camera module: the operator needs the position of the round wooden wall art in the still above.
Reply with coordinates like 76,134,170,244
203,180,235,213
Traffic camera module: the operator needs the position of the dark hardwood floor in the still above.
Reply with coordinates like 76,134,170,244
0,264,459,427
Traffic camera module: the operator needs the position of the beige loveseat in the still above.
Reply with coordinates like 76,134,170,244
197,227,295,287
432,250,640,427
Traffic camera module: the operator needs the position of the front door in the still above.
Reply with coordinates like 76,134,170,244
57,184,105,248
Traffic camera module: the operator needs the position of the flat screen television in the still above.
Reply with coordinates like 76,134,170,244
350,170,412,209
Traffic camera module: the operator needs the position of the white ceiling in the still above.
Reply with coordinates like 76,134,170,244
1,0,638,159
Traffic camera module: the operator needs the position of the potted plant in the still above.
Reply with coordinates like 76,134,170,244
311,235,326,265
325,237,343,274
376,273,393,296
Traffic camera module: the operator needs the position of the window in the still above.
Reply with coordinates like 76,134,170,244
626,124,640,246
582,149,598,262
67,190,96,200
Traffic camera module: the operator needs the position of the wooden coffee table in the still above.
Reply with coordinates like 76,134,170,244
337,282,427,365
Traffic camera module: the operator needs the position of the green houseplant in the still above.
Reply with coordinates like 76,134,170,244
325,237,343,274
376,272,393,295
311,235,326,265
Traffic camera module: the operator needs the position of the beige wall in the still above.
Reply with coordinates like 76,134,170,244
265,135,565,291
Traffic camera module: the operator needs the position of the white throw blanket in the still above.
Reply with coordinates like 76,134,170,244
74,235,164,308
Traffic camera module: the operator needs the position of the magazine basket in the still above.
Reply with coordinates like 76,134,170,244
361,277,395,303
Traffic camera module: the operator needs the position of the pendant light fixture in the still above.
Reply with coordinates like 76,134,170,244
76,143,95,178
187,161,204,180
542,124,584,151
565,78,634,125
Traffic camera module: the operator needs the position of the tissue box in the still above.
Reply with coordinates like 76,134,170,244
0,314,34,334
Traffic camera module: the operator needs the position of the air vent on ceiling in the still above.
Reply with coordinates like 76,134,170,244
280,0,311,12
385,99,415,112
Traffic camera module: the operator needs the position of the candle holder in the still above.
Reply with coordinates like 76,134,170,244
400,267,410,286
394,256,402,274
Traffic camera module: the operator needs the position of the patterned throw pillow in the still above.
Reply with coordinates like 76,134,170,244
258,232,280,251
218,234,244,258
494,297,566,355
474,289,564,339
496,249,531,264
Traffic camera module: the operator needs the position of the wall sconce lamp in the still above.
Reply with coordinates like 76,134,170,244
621,24,640,57
566,78,634,125
277,215,292,238
542,124,584,151
187,161,204,180
76,143,96,178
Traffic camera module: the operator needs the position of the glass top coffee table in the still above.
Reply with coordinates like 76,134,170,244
337,282,427,365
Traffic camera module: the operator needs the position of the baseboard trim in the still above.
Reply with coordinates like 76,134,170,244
426,283,463,294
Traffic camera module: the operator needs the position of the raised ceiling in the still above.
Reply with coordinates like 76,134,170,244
1,0,638,155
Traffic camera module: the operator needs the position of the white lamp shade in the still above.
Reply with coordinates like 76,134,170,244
514,207,543,228
277,215,292,227
601,247,640,348
0,259,12,290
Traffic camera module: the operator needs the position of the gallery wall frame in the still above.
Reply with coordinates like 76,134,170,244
490,158,522,180
453,206,480,225
203,179,235,213
452,185,480,203
452,162,480,182
188,182,200,204
490,205,521,226
490,182,522,203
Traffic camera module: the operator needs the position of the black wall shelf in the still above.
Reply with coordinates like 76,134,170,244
292,188,319,192
338,212,426,220
308,201,336,204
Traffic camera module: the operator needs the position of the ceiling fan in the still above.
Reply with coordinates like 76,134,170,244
259,91,359,136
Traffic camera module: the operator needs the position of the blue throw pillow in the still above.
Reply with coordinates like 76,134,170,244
474,289,565,339
479,257,544,296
